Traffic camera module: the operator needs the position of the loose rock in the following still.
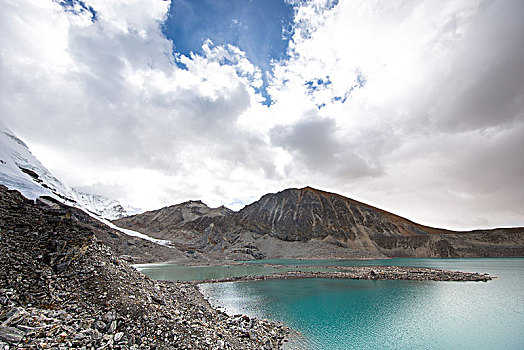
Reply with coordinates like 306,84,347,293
0,186,288,349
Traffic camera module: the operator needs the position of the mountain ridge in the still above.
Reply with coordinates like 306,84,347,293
114,186,524,260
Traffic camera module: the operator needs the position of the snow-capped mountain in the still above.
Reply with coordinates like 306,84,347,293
75,191,128,220
0,124,129,220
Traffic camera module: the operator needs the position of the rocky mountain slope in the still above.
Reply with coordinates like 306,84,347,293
113,200,234,254
32,193,186,264
0,125,128,220
0,185,287,349
234,186,439,240
115,187,524,260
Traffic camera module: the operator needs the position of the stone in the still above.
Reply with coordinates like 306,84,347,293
94,321,106,331
103,311,116,323
74,333,86,341
107,320,117,334
151,295,164,305
114,332,124,342
119,255,133,262
0,326,24,344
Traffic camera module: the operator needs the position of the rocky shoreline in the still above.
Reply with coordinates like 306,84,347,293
190,265,493,284
0,186,288,349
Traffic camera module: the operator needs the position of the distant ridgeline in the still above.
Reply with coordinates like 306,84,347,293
114,187,524,261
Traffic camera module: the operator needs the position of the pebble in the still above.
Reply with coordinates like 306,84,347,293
114,331,124,342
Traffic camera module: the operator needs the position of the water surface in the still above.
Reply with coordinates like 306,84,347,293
137,258,524,349
201,258,524,350
134,263,332,282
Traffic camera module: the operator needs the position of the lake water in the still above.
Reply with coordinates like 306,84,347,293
134,263,335,281
137,258,524,349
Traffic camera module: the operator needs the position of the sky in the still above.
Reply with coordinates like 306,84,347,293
0,0,523,230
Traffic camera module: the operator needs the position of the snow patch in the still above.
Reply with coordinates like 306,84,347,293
103,219,172,246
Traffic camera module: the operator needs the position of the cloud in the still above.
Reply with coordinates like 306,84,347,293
270,113,382,179
265,0,524,228
1,1,274,160
420,0,524,132
359,120,524,229
272,0,524,133
0,0,283,208
0,0,522,229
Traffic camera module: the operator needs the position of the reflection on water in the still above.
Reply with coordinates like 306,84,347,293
134,263,333,282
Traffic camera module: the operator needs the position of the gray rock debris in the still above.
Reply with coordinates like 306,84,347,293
0,326,24,344
0,185,288,349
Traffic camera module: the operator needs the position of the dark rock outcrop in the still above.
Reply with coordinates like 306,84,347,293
233,187,425,241
34,195,186,264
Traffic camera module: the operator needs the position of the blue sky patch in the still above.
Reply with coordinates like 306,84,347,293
163,0,295,105
331,71,368,103
305,76,332,94
56,0,97,22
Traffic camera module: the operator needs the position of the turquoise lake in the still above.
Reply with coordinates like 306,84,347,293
133,263,335,281
137,258,524,349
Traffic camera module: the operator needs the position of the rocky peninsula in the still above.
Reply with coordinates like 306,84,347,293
191,265,492,284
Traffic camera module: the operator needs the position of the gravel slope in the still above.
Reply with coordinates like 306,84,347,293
0,186,287,349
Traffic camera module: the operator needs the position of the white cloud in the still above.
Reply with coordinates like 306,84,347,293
86,0,169,34
266,0,524,229
0,0,522,230
0,0,280,207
